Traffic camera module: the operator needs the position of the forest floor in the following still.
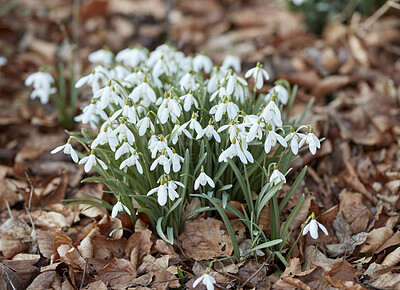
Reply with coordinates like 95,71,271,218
0,0,400,289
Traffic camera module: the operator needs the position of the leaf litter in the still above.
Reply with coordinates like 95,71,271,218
0,0,400,288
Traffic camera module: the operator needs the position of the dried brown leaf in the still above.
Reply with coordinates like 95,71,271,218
92,235,127,262
125,229,152,269
359,227,394,253
179,217,233,260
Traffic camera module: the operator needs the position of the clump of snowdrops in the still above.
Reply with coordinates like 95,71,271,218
46,44,321,262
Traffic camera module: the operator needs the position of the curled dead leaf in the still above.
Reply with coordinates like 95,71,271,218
359,227,394,253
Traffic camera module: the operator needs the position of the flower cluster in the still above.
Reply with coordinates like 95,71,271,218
51,45,320,231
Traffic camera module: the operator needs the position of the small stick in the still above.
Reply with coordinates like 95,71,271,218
5,200,13,219
4,271,17,290
79,258,89,290
240,262,266,288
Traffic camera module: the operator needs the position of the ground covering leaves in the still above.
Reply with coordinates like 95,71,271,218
0,0,400,289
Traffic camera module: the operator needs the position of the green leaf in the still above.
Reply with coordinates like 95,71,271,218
156,217,174,244
250,239,282,253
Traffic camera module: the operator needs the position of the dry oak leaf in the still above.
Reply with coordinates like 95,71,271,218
82,280,107,290
359,227,394,253
179,217,234,260
274,258,309,290
312,75,350,98
26,271,61,290
324,260,364,289
92,235,127,262
0,259,40,289
36,211,69,230
125,229,153,269
98,258,136,286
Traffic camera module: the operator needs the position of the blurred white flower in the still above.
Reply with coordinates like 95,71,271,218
265,85,289,105
25,72,56,104
245,62,270,89
115,47,147,67
222,54,241,73
88,49,113,64
193,54,213,73
179,90,198,112
0,56,7,67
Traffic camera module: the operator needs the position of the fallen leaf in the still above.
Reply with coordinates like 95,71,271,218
36,211,69,230
26,271,60,290
359,227,394,253
179,217,233,260
98,258,136,286
92,235,127,262
125,229,152,269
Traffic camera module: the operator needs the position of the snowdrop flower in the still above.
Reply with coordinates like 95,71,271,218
299,128,321,155
207,67,225,93
246,118,265,142
167,178,184,201
75,66,110,93
226,99,240,120
179,90,198,112
128,81,156,106
293,0,307,6
183,113,203,136
50,138,79,163
79,150,108,173
148,135,172,158
170,150,184,172
112,120,135,145
193,273,216,290
303,214,328,239
193,54,213,73
170,122,192,144
219,138,253,164
262,100,282,127
115,47,147,67
270,166,286,188
0,56,7,66
110,102,138,124
210,86,228,102
119,150,143,174
245,62,270,89
25,72,57,104
80,102,108,124
137,114,155,136
147,180,169,206
210,98,227,122
88,49,113,64
194,167,215,190
180,71,197,91
265,85,289,105
111,200,131,218
222,54,241,73
197,121,221,142
285,129,306,155
218,121,243,142
115,141,134,160
225,71,247,96
150,151,171,174
264,128,287,154
123,71,145,88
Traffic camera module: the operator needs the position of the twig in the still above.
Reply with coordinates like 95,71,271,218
240,262,266,289
5,200,13,219
360,0,400,31
79,258,89,290
4,271,17,290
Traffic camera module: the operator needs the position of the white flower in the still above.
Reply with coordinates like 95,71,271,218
137,115,155,136
194,168,215,190
265,85,289,105
25,72,57,104
225,71,247,96
225,100,240,120
50,141,79,163
148,136,172,158
170,152,184,172
111,201,131,218
246,118,265,142
119,150,143,174
197,123,221,143
293,0,307,6
183,114,203,136
299,131,320,155
264,130,287,154
147,182,169,206
209,100,226,122
128,82,156,105
88,49,113,64
218,139,253,164
270,168,286,187
285,131,306,155
79,152,108,173
75,66,109,93
245,62,270,89
179,91,198,112
110,104,138,124
150,152,171,174
115,142,134,160
262,101,282,127
115,47,147,67
222,55,241,73
303,218,328,239
193,54,213,73
193,273,216,290
170,123,192,144
112,122,135,145
210,86,228,102
180,72,197,91
207,67,225,93
167,179,184,201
